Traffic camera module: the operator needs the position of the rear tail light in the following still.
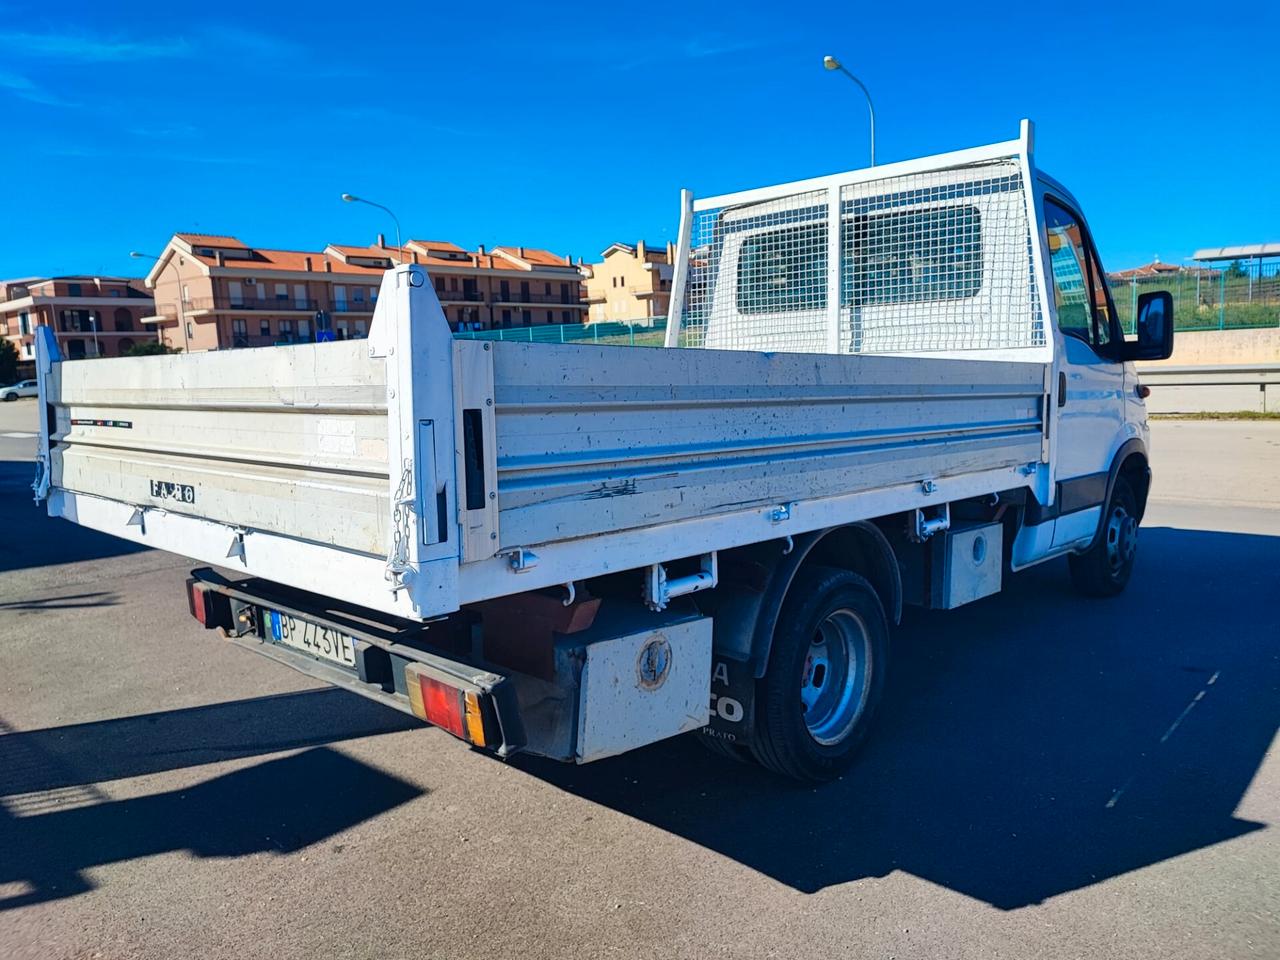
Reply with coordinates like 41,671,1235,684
185,579,232,631
405,662,489,747
188,579,210,625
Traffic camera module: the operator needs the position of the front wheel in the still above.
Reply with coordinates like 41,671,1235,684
1069,476,1139,597
749,566,889,782
1,393,16,402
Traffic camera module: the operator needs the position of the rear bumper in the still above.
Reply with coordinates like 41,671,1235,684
188,568,527,757
187,567,714,765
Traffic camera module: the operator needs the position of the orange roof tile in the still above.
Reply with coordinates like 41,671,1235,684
190,246,388,276
493,245,571,267
408,239,466,254
177,233,249,249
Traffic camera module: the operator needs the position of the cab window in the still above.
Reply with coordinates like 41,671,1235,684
1043,198,1116,354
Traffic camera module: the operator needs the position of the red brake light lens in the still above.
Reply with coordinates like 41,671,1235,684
404,663,487,746
188,581,209,625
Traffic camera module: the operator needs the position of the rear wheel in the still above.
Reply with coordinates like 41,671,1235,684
1069,476,1139,597
750,566,889,782
2,393,16,402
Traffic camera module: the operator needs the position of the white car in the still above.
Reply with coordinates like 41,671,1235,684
0,379,37,401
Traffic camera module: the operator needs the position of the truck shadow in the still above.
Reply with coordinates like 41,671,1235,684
515,525,1278,910
0,462,149,573
0,746,424,911
0,688,419,799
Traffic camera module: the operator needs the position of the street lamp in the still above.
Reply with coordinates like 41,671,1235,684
823,55,876,167
341,193,404,262
131,250,189,352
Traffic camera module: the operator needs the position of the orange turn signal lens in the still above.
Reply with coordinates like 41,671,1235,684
464,691,486,747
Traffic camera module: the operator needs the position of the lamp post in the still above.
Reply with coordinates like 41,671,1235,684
131,250,189,352
822,55,876,167
341,193,404,263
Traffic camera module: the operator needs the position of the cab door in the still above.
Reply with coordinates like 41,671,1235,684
1042,196,1126,548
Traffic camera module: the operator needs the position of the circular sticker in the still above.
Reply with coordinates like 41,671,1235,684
636,636,672,690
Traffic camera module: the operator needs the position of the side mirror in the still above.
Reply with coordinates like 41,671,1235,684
1123,290,1174,361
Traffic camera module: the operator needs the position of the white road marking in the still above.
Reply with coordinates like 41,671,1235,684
1106,670,1220,809
1,432,36,439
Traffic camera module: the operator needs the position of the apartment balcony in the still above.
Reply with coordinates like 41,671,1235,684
224,330,369,349
492,290,582,305
170,296,322,315
330,301,376,313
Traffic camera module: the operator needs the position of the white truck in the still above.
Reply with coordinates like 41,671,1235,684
32,121,1173,781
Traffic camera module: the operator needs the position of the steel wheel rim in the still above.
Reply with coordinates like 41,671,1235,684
1105,502,1137,574
800,608,872,746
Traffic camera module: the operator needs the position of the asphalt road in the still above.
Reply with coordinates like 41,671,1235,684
0,398,1276,960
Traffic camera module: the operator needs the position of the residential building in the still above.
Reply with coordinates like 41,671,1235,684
582,241,675,324
406,240,587,331
0,275,155,372
142,233,586,350
1108,258,1189,282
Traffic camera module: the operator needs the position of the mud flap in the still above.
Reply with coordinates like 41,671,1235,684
700,655,756,746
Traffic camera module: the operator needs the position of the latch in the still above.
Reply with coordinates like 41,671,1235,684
502,547,539,573
769,502,796,523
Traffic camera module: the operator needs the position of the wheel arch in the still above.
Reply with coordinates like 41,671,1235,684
712,521,902,679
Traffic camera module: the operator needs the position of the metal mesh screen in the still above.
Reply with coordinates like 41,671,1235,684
678,159,1045,356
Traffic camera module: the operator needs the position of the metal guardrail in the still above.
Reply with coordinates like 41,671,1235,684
1136,364,1280,386
1136,363,1279,413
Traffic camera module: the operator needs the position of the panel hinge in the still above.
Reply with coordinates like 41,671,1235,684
909,503,951,543
643,552,718,612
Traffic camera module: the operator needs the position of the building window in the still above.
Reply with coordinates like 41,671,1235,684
544,282,551,296
114,307,133,331
435,276,445,294
275,283,288,301
186,321,194,339
298,318,311,338
450,277,458,292
546,310,553,324
334,285,347,309
521,309,531,326
354,287,365,304
279,319,294,337
560,282,569,303
110,289,121,298
260,319,271,337
231,318,248,346
561,310,570,324
501,309,511,327
19,311,30,335
68,282,82,297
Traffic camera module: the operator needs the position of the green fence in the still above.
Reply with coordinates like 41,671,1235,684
455,317,670,347
1111,262,1280,333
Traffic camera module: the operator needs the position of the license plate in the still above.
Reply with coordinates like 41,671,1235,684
265,610,357,668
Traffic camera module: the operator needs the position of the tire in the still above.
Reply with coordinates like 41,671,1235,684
2,393,15,402
749,566,889,782
1069,476,1139,597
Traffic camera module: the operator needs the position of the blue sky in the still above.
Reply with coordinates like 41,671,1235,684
1,0,1276,279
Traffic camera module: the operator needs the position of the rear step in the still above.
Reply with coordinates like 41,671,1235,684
186,568,526,757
